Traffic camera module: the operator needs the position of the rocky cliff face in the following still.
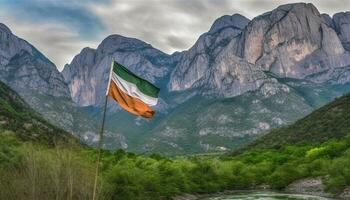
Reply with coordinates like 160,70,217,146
168,3,350,96
59,3,350,153
0,23,70,98
168,14,250,92
64,3,350,104
62,35,175,107
333,12,350,51
0,24,128,148
240,3,350,82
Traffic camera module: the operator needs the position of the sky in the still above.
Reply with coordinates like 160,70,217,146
0,0,349,71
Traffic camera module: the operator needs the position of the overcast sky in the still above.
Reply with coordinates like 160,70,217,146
0,0,349,70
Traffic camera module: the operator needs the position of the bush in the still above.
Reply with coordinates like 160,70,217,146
326,176,347,193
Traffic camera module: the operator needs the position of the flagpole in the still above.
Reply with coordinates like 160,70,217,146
92,95,108,200
92,60,114,200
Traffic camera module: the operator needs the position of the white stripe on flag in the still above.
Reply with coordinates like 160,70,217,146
111,72,158,106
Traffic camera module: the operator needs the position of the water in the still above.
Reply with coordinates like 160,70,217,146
201,191,333,200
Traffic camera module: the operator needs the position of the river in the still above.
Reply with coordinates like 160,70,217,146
200,191,334,200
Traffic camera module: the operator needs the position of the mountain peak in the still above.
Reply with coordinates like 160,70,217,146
0,23,12,34
332,11,350,51
97,34,152,54
276,2,319,15
333,11,350,18
81,46,95,53
260,2,321,25
208,13,250,34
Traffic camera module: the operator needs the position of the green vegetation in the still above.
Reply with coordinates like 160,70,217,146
1,130,350,199
0,133,99,200
1,80,350,199
0,81,74,144
244,93,350,150
103,136,350,198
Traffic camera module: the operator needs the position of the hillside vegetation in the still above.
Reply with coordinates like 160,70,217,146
0,81,350,199
243,93,350,150
0,81,73,144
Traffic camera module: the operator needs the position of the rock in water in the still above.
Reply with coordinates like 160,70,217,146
285,177,333,198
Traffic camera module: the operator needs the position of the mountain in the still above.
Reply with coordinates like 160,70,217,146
168,3,350,95
0,80,72,144
0,23,70,97
240,3,350,82
61,3,350,154
62,35,175,107
168,14,253,95
0,23,127,148
243,92,350,150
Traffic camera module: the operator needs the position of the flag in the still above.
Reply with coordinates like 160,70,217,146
106,61,159,118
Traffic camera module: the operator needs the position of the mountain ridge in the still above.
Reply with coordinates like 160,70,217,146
0,80,73,144
0,23,128,149
59,2,350,154
2,2,350,154
0,23,70,98
242,91,350,151
62,34,175,107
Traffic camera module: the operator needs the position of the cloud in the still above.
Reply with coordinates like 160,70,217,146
0,0,104,70
89,0,243,53
1,0,350,70
89,0,350,55
0,14,99,70
1,0,106,39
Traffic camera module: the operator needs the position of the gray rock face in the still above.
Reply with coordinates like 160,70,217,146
1,50,70,97
242,3,348,81
244,4,345,75
0,23,120,149
339,186,350,199
59,3,350,153
168,3,350,95
0,23,31,66
195,42,271,97
285,177,333,198
62,34,174,107
64,3,350,104
333,12,350,51
171,194,197,200
0,23,70,98
208,14,251,34
168,14,250,91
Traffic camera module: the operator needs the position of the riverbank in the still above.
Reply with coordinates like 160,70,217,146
172,178,350,200
286,177,350,199
172,190,337,200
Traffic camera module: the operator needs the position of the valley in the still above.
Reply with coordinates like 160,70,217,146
0,2,350,199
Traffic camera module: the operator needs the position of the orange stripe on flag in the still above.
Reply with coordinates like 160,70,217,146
108,81,155,118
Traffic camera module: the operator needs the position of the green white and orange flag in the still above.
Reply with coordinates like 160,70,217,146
106,61,160,118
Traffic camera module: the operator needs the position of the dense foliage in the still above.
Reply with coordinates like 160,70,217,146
1,131,350,200
0,133,99,200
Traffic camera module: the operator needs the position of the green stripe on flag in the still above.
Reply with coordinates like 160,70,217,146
112,61,160,98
